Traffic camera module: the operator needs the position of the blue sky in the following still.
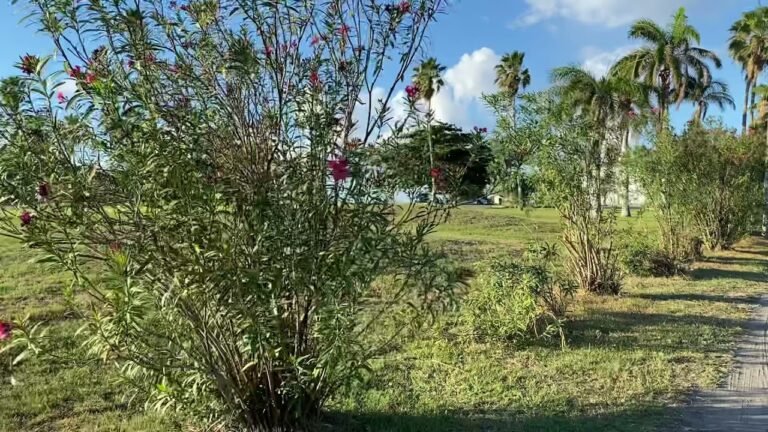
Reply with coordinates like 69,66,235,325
0,0,761,130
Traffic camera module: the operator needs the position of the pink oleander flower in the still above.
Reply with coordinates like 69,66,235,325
68,65,82,79
84,73,96,85
338,24,350,37
405,84,420,99
627,109,637,119
20,54,37,75
0,322,12,341
430,167,442,179
311,35,322,46
328,158,350,182
398,1,411,14
57,91,67,104
309,70,321,87
20,210,34,227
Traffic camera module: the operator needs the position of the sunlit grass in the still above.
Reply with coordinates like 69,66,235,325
0,206,762,431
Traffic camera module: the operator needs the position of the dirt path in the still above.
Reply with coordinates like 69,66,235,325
679,294,768,431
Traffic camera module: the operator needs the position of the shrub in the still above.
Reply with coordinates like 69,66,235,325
465,247,575,344
617,231,686,277
631,121,762,253
0,1,455,430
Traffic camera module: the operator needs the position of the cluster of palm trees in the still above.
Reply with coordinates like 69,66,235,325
412,6,768,227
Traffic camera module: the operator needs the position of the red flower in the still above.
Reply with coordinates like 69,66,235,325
265,46,273,58
405,84,420,99
430,167,442,179
20,54,37,75
309,70,321,87
338,24,350,37
37,182,50,200
144,53,156,65
57,91,67,104
311,35,322,46
20,211,34,227
328,158,350,182
627,109,637,119
398,1,411,14
168,64,179,74
85,73,96,85
0,322,12,341
68,65,83,79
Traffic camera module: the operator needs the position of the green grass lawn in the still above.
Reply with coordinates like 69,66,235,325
0,206,764,431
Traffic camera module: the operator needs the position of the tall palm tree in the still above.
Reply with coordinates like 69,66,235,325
495,51,531,126
682,78,736,123
552,66,639,215
413,58,445,202
614,7,721,119
729,7,768,134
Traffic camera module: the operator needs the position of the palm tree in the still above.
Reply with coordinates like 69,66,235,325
413,58,446,203
614,7,721,119
729,7,768,134
495,51,531,126
551,66,635,215
682,78,736,123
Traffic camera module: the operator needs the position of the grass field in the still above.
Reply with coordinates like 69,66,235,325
0,207,764,431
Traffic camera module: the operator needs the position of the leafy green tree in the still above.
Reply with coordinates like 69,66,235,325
729,7,768,134
484,92,541,209
752,84,768,236
526,92,623,294
615,7,721,119
551,66,644,216
632,121,762,251
0,1,457,430
494,51,531,127
413,57,446,203
376,122,491,201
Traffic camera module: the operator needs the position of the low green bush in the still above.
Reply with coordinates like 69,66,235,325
617,232,689,277
465,244,575,344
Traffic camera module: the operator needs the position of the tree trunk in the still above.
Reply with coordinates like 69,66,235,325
511,94,517,128
427,99,436,203
620,127,631,217
743,79,752,135
751,77,759,128
516,171,523,210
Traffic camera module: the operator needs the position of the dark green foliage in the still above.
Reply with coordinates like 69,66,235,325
617,231,686,277
376,122,492,200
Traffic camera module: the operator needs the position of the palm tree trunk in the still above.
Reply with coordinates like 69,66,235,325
511,94,517,128
427,99,436,203
743,79,752,135
620,127,631,217
751,77,759,128
516,170,523,210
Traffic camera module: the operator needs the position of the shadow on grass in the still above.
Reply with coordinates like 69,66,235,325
703,256,768,267
565,311,746,351
628,293,758,305
689,267,766,282
324,406,672,432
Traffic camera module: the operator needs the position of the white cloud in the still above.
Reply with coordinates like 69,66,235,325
581,45,638,77
352,47,499,137
515,0,700,28
432,47,499,128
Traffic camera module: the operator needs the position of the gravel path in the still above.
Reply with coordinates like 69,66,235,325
679,294,768,431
